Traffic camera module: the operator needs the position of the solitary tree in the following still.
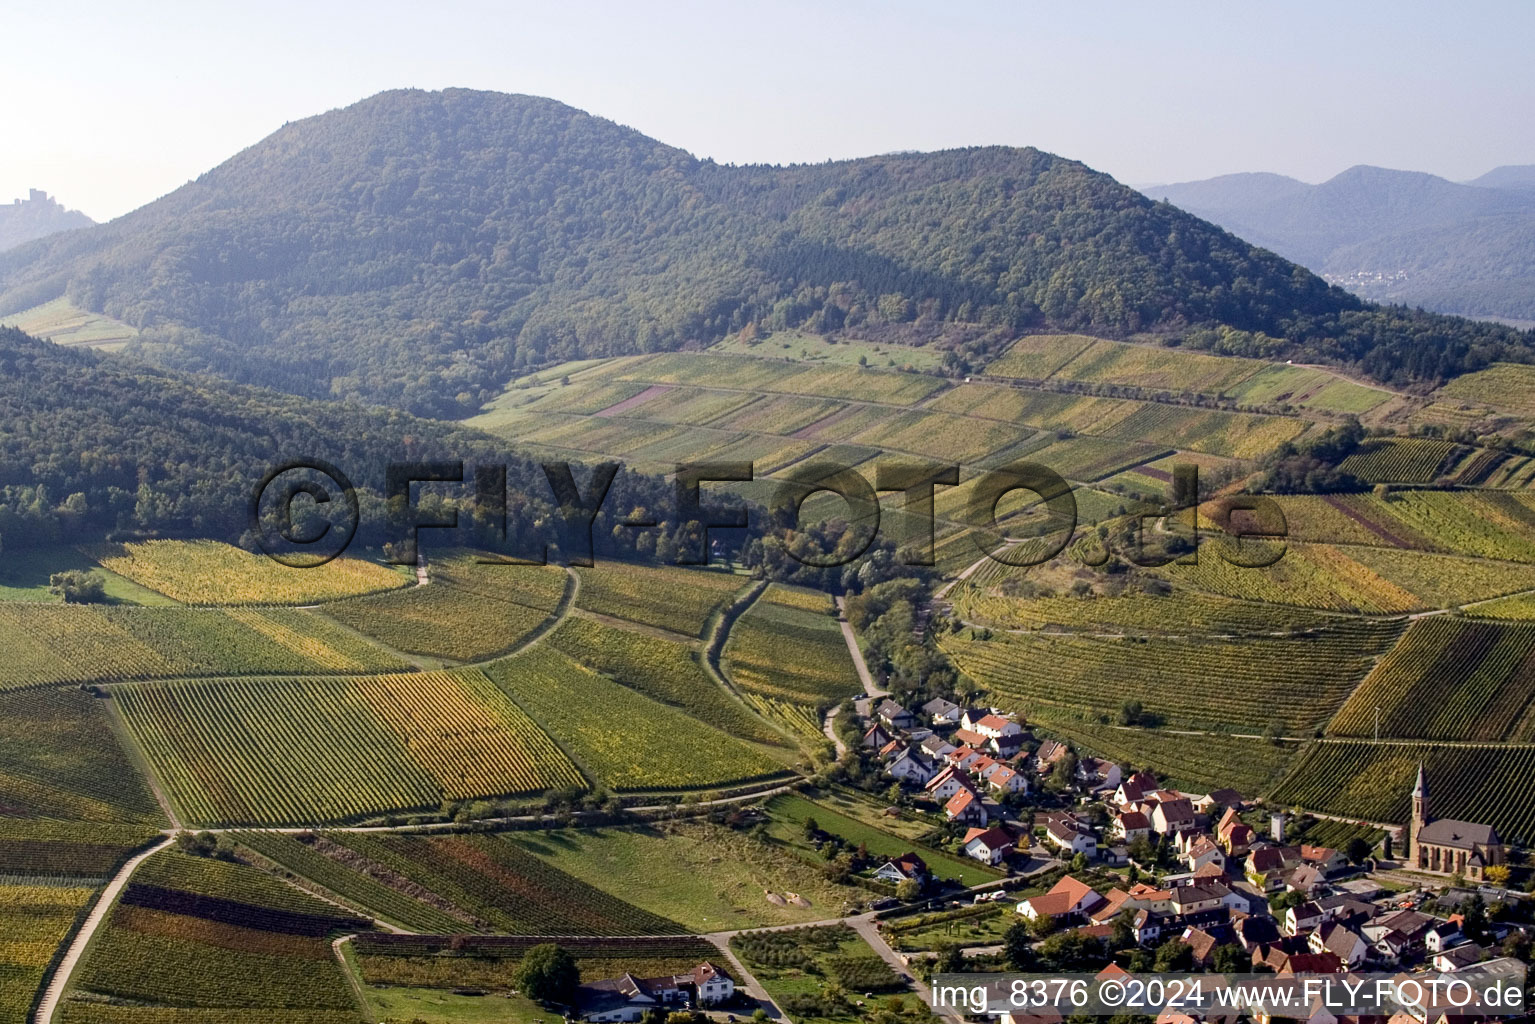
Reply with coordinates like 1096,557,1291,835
515,943,579,1005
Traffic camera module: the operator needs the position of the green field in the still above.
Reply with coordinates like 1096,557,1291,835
711,328,948,371
0,545,175,605
506,821,865,930
116,669,585,826
0,297,139,349
764,793,999,885
1033,717,1300,797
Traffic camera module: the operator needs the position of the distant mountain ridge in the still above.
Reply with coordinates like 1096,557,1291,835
1143,166,1535,321
0,190,93,252
0,89,1526,416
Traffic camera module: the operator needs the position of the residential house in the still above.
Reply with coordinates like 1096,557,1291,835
919,734,957,761
1285,864,1326,896
1299,845,1348,877
1078,757,1123,793
963,826,1015,865
1362,909,1436,962
1042,812,1097,857
1183,835,1227,873
1035,740,1070,775
577,963,735,1022
1195,789,1245,815
873,852,928,886
945,746,989,773
1149,797,1198,836
1433,941,1487,972
978,760,1029,795
1132,907,1165,945
924,766,976,802
1308,922,1367,968
885,747,937,785
1170,882,1229,918
1245,846,1302,891
1424,920,1465,954
1217,807,1255,856
1273,951,1344,976
1283,901,1325,937
973,712,1025,743
952,727,990,750
1233,914,1283,953
1017,875,1105,923
877,699,917,731
1179,926,1222,968
862,723,894,749
1115,772,1159,807
1113,810,1153,844
923,697,962,725
945,786,990,825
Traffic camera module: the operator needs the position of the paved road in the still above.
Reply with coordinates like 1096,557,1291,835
34,836,176,1024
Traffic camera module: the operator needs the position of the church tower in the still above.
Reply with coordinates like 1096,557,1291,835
1410,762,1429,863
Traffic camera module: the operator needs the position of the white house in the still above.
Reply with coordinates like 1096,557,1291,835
962,826,1015,865
885,748,937,785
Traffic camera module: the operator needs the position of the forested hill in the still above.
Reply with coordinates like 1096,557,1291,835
0,326,671,552
0,89,1527,417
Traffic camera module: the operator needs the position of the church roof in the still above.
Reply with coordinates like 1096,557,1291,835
1417,818,1499,849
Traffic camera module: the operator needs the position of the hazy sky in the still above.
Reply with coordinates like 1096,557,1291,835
5,0,1532,221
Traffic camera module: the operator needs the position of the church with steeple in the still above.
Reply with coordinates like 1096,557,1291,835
1409,763,1505,880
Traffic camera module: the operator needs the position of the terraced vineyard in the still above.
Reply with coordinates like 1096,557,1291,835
940,618,1403,734
546,615,784,744
483,646,788,791
1437,362,1535,416
954,585,1350,635
1048,337,1266,392
0,688,164,823
574,561,744,637
116,669,584,825
93,539,409,605
615,351,946,404
1271,741,1535,843
1330,617,1535,741
328,832,687,935
723,584,861,706
1031,717,1300,796
0,605,408,690
63,851,363,1019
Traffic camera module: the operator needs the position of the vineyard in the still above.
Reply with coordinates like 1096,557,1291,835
0,688,163,823
65,852,361,1016
574,561,744,637
231,831,468,933
1050,338,1265,392
984,334,1099,379
953,585,1350,636
323,831,687,935
0,605,408,691
93,539,408,605
1436,362,1535,416
1222,363,1392,415
1152,541,1535,613
1030,717,1300,797
1272,491,1535,562
1337,437,1463,484
545,615,784,745
1330,617,1535,741
939,619,1402,734
116,669,584,825
0,883,95,1023
1270,741,1535,843
0,818,162,879
616,352,946,405
723,584,862,706
483,646,786,791
322,577,560,662
353,933,716,991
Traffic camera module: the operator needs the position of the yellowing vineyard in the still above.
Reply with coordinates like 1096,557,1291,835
116,670,584,826
723,584,862,706
94,540,409,605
